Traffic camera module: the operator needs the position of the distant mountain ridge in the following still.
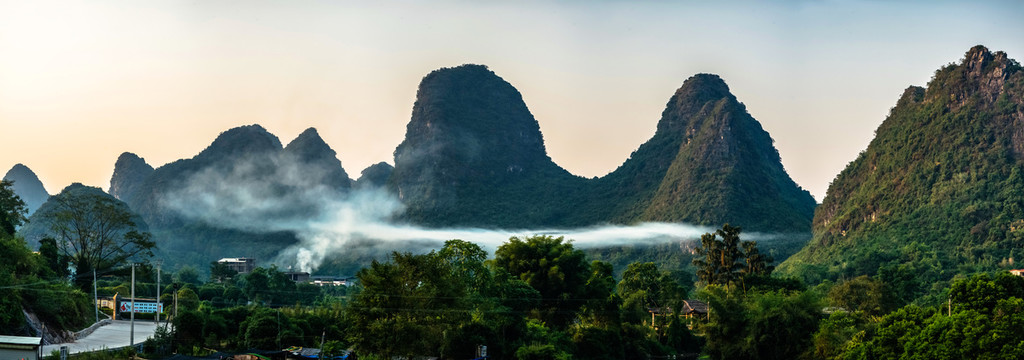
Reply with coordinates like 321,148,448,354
779,46,1024,295
92,65,816,270
3,164,49,216
108,153,153,205
110,124,357,266
388,64,586,227
387,65,815,232
572,74,815,231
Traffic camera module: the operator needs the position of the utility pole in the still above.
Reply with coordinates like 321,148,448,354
319,330,325,359
130,263,136,347
156,261,162,325
174,283,180,320
93,269,98,324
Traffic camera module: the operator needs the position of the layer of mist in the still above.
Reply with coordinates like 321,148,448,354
160,153,778,273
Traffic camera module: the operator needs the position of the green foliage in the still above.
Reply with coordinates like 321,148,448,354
346,240,527,359
173,310,204,351
699,285,822,360
241,266,305,306
572,74,816,232
515,343,571,360
175,266,202,286
780,47,1024,303
827,275,898,316
810,311,869,360
210,261,238,282
494,235,590,328
177,287,200,312
693,225,775,288
0,179,28,236
838,271,1024,360
617,262,688,323
25,184,155,290
949,272,1024,314
0,185,91,334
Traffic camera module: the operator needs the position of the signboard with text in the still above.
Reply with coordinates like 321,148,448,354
118,301,163,313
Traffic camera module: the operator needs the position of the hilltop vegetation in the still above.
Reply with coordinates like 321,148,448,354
780,46,1024,301
3,164,49,216
574,74,815,231
0,180,91,338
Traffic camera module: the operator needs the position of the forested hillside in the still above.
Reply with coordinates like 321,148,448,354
780,46,1024,300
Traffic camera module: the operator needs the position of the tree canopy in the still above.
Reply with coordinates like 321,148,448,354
44,185,155,287
0,180,27,237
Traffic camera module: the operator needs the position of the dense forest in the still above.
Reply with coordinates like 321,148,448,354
779,46,1024,303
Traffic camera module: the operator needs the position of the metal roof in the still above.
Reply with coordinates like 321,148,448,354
0,336,41,346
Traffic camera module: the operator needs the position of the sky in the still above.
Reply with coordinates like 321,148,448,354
2,0,1023,202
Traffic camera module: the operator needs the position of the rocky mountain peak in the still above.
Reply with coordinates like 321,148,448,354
108,152,154,203
197,124,283,161
934,45,1021,108
285,128,335,161
657,73,738,135
356,162,394,189
3,163,49,215
394,63,551,175
284,127,352,190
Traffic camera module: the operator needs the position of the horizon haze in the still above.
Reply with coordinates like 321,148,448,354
2,0,1024,201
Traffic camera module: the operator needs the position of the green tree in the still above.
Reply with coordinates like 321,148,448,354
0,179,27,236
37,237,68,278
242,308,300,350
242,266,296,306
810,311,866,360
177,287,200,312
209,261,238,283
46,189,154,288
175,266,202,286
700,285,821,360
827,275,897,316
346,251,453,358
741,240,774,276
348,240,534,359
693,224,745,285
949,272,1024,314
173,310,204,352
617,262,687,324
494,235,590,328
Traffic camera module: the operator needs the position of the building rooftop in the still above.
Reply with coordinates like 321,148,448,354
0,336,42,346
218,257,253,262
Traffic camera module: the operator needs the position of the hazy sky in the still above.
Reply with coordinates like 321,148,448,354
2,0,1023,202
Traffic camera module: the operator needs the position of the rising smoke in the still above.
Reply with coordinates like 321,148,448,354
161,152,773,273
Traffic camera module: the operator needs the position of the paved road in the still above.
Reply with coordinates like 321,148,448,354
41,320,162,355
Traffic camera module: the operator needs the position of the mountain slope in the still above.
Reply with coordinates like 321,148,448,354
284,127,352,191
387,65,813,230
356,162,394,189
388,64,586,227
572,74,815,231
108,152,154,204
779,46,1024,294
3,164,49,216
